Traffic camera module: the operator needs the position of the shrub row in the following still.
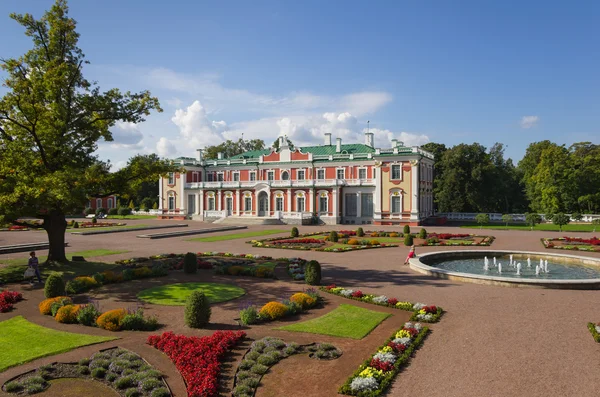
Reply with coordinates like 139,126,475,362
239,290,321,326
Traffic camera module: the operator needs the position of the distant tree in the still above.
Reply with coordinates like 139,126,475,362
475,213,490,229
204,138,265,160
525,213,542,230
552,213,570,232
420,142,448,213
501,214,513,228
571,212,583,222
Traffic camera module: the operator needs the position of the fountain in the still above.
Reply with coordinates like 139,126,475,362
510,255,514,267
498,263,502,274
516,262,522,276
493,257,497,266
535,265,540,275
544,260,549,273
527,257,531,268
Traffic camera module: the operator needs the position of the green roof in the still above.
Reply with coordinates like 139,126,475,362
229,144,376,159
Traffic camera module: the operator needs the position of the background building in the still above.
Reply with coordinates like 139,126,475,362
158,133,434,225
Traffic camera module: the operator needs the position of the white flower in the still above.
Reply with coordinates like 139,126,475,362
372,295,388,304
404,322,422,331
595,325,600,333
412,302,426,310
340,289,354,297
350,376,379,391
392,337,411,346
373,352,397,363
417,313,434,321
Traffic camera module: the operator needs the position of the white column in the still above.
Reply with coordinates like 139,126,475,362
158,177,163,210
198,191,204,217
309,189,314,213
217,191,222,211
179,174,186,213
410,160,419,221
356,191,362,218
287,188,292,213
373,166,382,220
235,190,240,216
332,188,338,222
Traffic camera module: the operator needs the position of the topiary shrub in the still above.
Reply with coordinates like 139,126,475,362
118,207,132,216
403,225,411,234
329,230,339,242
44,272,65,298
91,216,97,224
73,221,79,229
183,252,198,274
304,260,322,285
404,234,414,246
185,291,211,328
419,228,427,239
108,208,119,215
291,227,299,237
356,227,364,237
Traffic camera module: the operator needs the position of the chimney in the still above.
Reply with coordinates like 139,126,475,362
365,132,374,148
217,152,223,160
196,149,203,161
391,139,398,148
324,133,332,146
336,137,342,153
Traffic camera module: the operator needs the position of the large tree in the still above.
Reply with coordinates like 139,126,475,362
204,138,265,160
0,0,177,262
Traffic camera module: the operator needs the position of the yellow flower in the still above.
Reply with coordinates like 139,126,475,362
395,329,412,339
359,367,384,379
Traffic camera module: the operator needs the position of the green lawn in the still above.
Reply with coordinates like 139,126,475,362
460,223,599,232
106,215,157,219
189,229,289,242
277,304,391,339
137,282,246,305
0,316,116,372
0,249,128,266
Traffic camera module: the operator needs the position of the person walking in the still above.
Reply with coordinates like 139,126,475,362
404,245,416,265
28,251,42,284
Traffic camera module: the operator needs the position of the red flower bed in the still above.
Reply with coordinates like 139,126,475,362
387,341,407,353
8,225,28,231
422,305,437,314
147,330,245,397
387,297,398,306
429,233,470,240
351,290,364,298
326,284,337,290
403,326,419,337
271,238,324,245
78,222,122,228
370,358,394,372
339,230,357,236
563,236,600,246
0,290,24,313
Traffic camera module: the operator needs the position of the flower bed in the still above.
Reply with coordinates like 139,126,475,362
420,233,495,247
74,221,126,228
0,290,23,313
2,347,171,397
321,285,444,323
147,330,245,397
588,323,600,342
542,237,600,252
339,322,429,396
238,289,321,325
232,337,341,396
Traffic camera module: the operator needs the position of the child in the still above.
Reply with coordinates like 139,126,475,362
28,251,42,284
404,245,416,265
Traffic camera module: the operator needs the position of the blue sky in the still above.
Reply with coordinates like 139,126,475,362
1,0,598,168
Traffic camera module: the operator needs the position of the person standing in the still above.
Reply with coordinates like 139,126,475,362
404,245,416,265
28,251,42,284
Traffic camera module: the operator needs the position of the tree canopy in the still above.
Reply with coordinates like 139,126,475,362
0,0,177,261
203,138,265,160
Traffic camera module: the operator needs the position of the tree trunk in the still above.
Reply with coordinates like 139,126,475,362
43,211,68,263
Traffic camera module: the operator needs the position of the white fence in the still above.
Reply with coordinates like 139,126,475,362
438,213,600,223
131,209,161,215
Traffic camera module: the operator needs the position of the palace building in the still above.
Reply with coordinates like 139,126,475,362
158,132,434,225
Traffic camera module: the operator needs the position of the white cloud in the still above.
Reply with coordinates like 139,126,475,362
156,137,177,157
107,121,144,148
520,115,539,129
171,101,228,148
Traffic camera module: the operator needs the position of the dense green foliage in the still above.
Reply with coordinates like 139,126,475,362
304,260,322,286
552,213,570,231
403,225,410,234
183,252,197,274
44,273,65,298
418,228,427,239
291,227,299,237
356,227,364,237
184,291,211,328
203,138,266,160
475,213,490,228
329,230,339,242
404,234,414,246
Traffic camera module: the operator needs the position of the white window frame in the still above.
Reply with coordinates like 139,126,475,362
233,172,240,182
168,192,176,211
336,168,345,180
390,191,403,214
96,198,102,208
167,172,175,185
276,196,284,211
281,170,290,180
318,191,329,214
217,172,224,182
107,198,113,209
296,196,305,212
358,167,367,180
243,191,253,212
249,172,256,181
391,164,402,180
267,171,275,181
316,169,325,180
297,169,305,180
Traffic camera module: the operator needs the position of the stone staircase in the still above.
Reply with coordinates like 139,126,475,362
216,216,284,226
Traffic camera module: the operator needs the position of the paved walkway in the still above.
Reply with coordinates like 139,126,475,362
1,220,599,396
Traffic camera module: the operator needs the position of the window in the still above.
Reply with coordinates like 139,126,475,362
267,171,274,181
297,197,305,212
361,193,373,216
297,170,305,180
391,195,401,214
244,197,252,211
317,169,325,180
358,168,367,180
96,198,102,208
107,198,113,209
233,172,240,182
168,193,175,211
391,165,401,180
207,173,214,182
217,173,224,181
207,197,215,211
281,171,289,180
276,197,284,211
250,172,256,181
319,196,328,213
167,172,175,185
336,169,345,180
345,194,357,216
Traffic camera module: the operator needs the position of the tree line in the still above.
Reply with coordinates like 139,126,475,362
421,141,600,215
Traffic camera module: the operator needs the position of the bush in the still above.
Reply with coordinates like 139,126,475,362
291,227,299,237
329,230,339,242
66,276,99,294
91,216,97,224
150,388,171,397
55,304,81,324
44,273,65,298
115,375,135,389
183,252,198,274
259,301,288,320
356,227,364,237
92,272,105,284
404,234,414,246
73,221,79,229
239,306,259,326
77,304,101,326
84,207,95,216
419,228,427,239
370,239,380,245
108,208,119,215
389,232,399,238
304,260,321,286
96,309,127,331
39,296,71,315
96,207,107,216
403,225,410,234
4,381,23,392
125,388,141,397
118,207,132,216
347,238,359,245
290,292,316,309
185,291,211,328
121,309,159,331
122,268,134,281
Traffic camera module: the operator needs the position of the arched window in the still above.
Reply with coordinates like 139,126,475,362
96,198,102,208
281,171,289,180
168,192,175,211
390,190,403,214
107,198,113,209
318,191,329,214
